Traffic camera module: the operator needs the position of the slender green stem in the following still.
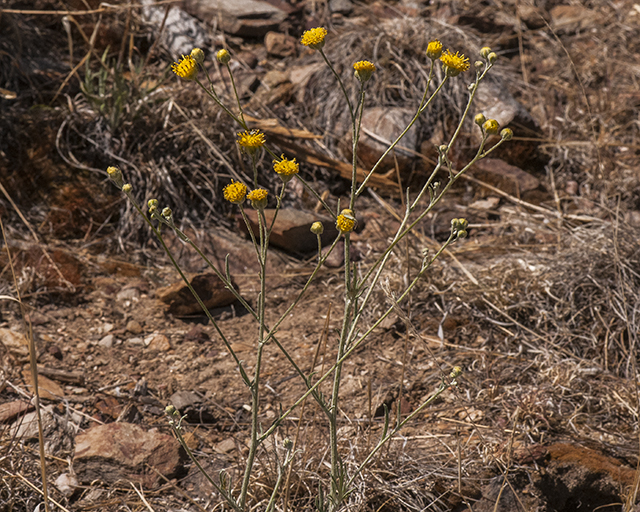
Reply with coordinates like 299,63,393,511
259,233,455,443
239,209,267,509
349,85,365,210
320,49,354,124
169,416,242,512
126,194,250,386
225,61,247,128
346,379,451,488
195,76,243,126
298,176,336,219
354,66,445,197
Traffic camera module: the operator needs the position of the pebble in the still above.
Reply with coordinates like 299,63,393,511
98,335,114,348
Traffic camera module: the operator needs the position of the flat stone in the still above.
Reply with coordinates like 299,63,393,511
343,107,420,179
550,5,598,33
73,422,186,488
126,320,143,335
0,328,29,359
142,1,207,57
187,0,287,37
474,78,536,141
0,400,32,423
468,158,540,196
98,334,114,348
22,367,65,400
157,273,238,316
265,31,296,57
145,333,171,351
240,209,339,254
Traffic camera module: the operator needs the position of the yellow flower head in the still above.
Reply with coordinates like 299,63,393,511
353,60,376,82
237,130,266,153
439,50,470,77
223,180,248,204
336,209,357,234
171,55,198,81
301,27,328,50
247,188,268,210
273,154,299,183
426,40,443,60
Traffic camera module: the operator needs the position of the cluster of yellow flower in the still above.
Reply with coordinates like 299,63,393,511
166,27,504,237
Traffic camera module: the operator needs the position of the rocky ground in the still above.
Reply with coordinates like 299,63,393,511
2,0,640,511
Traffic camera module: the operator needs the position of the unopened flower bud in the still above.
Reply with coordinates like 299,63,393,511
480,47,492,59
283,438,294,450
122,183,132,193
165,404,177,416
438,144,448,154
162,207,173,220
107,166,124,188
216,49,231,64
190,48,205,65
468,83,476,92
148,199,159,212
311,221,324,235
474,113,486,126
487,52,497,64
449,366,463,379
475,60,484,71
457,230,468,238
483,119,500,135
500,128,513,141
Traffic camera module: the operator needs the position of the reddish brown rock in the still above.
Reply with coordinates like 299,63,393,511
157,273,238,316
0,400,32,423
73,422,186,488
468,158,540,196
265,31,296,57
240,209,339,254
22,367,65,400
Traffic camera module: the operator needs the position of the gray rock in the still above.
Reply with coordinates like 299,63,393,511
142,0,207,57
343,107,420,179
186,0,288,37
98,334,114,348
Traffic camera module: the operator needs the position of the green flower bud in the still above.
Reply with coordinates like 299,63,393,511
474,113,486,126
310,221,324,235
162,207,173,220
190,48,205,65
449,366,463,379
216,49,231,64
483,119,500,135
475,60,484,72
165,404,177,416
480,47,492,59
500,128,513,141
148,198,159,215
487,52,497,64
122,183,132,193
107,166,124,188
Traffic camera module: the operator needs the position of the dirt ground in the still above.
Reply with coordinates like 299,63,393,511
2,0,640,511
